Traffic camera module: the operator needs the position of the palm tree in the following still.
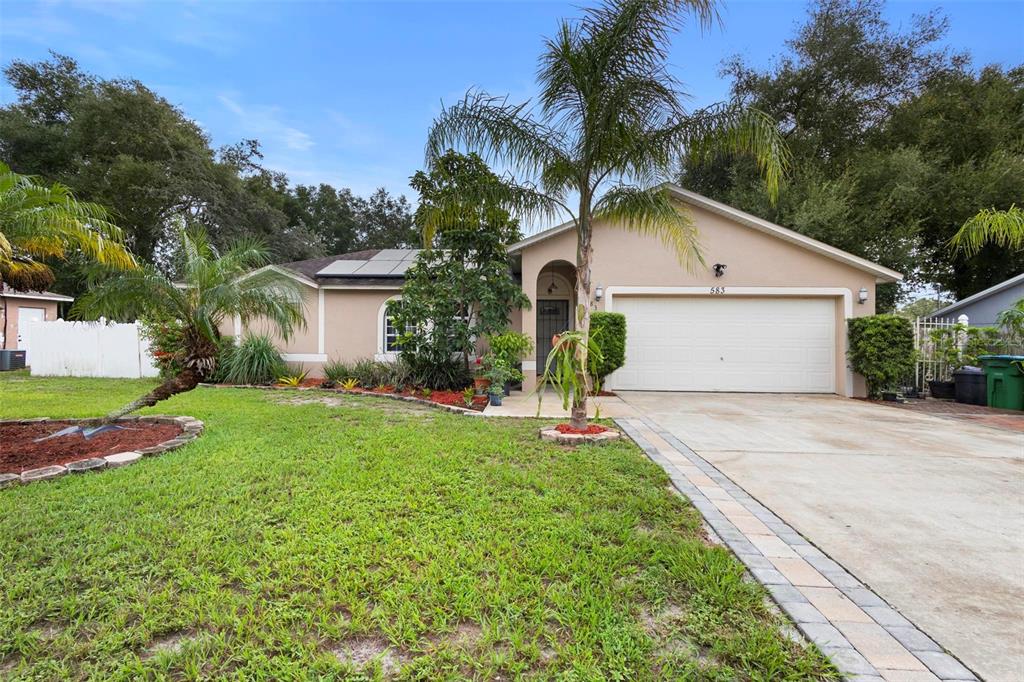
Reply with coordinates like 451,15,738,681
950,205,1024,255
0,161,135,291
73,226,305,419
426,0,788,427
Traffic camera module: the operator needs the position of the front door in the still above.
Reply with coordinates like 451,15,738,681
536,299,570,372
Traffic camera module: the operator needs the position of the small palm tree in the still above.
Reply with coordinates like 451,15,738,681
73,227,305,419
426,0,788,427
950,205,1024,255
0,161,135,291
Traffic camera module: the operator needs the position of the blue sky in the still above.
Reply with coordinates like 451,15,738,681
1,0,1022,201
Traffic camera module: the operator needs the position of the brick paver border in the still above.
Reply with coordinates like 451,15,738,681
616,416,979,682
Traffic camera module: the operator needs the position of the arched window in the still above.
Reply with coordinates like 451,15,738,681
377,296,404,359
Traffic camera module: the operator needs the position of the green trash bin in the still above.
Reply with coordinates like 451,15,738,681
979,355,1024,411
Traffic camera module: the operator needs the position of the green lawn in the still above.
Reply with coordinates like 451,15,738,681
0,373,834,681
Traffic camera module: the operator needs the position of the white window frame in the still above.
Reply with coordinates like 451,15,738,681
377,295,403,361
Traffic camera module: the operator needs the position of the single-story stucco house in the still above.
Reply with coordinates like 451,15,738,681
927,272,1023,327
234,186,901,398
0,285,74,361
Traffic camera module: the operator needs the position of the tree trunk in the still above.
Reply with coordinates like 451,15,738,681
574,198,593,427
100,367,203,423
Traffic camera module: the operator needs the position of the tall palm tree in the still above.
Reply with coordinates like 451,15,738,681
73,227,305,419
0,161,135,291
950,205,1024,255
426,0,788,427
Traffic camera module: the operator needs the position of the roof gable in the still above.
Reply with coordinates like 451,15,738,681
930,272,1024,318
509,185,902,283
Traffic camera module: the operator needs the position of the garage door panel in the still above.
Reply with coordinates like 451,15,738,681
609,296,836,393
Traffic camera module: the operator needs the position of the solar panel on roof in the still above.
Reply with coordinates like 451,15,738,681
388,261,413,275
372,249,408,261
316,260,366,276
352,260,399,275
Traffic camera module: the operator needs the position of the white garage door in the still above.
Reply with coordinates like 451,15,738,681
609,296,836,393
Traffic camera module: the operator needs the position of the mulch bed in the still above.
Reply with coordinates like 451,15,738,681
554,423,610,435
246,382,491,412
1,421,183,473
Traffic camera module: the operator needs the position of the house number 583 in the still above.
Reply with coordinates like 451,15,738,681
710,286,726,295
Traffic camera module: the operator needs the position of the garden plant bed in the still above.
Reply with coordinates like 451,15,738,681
0,415,203,487
210,382,490,412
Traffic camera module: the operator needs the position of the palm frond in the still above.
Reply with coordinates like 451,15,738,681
594,185,703,270
426,91,568,180
950,206,1024,256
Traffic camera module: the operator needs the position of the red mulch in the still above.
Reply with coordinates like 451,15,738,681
554,423,610,435
0,421,182,473
414,389,489,410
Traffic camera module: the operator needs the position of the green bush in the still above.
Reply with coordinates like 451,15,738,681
221,334,286,385
403,355,472,391
588,312,627,384
322,359,353,384
847,315,916,398
487,331,534,383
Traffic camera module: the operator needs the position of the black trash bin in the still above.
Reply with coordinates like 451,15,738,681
953,367,987,406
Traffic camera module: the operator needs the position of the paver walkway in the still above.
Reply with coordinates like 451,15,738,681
617,416,980,682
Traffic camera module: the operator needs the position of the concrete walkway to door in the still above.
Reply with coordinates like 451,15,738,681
618,392,1023,682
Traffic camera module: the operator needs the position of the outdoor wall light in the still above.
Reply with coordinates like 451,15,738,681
713,263,727,277
595,284,604,301
858,287,869,304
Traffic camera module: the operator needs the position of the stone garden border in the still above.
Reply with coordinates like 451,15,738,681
0,415,204,490
539,426,622,445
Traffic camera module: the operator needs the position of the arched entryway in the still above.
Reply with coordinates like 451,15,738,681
534,260,576,372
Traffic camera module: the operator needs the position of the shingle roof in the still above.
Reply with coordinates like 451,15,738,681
279,250,382,280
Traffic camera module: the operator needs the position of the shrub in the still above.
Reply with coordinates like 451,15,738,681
404,354,472,391
322,359,353,384
487,331,534,383
277,366,309,387
221,334,286,385
588,312,626,384
847,315,916,398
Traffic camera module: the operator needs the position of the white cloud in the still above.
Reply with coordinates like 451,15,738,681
217,93,315,153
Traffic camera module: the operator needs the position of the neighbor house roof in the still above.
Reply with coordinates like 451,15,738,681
0,284,74,302
507,184,903,283
929,272,1024,319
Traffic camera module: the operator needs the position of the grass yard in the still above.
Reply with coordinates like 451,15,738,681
0,372,835,681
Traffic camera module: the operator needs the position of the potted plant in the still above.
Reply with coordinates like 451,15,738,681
928,327,960,399
484,357,513,406
472,356,491,395
487,331,534,394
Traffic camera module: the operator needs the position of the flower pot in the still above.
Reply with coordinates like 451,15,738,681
953,367,987,406
881,391,900,402
503,381,512,396
474,376,491,394
488,393,503,406
928,379,956,400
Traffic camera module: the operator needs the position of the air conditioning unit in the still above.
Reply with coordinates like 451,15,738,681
0,350,27,371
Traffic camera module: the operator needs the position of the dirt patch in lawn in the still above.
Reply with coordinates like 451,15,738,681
331,635,409,676
0,421,182,473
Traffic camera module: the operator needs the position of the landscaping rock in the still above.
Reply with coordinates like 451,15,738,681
0,473,21,488
136,445,167,456
539,427,622,445
21,465,67,482
104,451,142,468
66,458,107,473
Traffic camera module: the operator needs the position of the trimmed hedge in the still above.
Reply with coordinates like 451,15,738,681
588,312,627,384
847,315,916,398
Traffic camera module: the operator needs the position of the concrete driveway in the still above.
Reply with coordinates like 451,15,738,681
619,392,1024,682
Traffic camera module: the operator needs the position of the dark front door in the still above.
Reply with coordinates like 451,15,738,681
536,299,570,371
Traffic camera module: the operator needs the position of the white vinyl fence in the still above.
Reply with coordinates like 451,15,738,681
26,318,160,378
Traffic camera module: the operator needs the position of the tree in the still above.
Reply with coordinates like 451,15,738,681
0,53,309,288
392,152,528,388
0,161,134,291
356,188,418,250
72,227,305,418
426,0,787,427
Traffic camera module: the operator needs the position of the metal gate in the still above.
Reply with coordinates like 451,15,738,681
913,315,966,391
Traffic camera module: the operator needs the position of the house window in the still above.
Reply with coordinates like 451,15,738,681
383,312,403,353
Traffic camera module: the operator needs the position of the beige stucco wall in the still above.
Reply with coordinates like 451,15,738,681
517,200,879,396
1,298,59,352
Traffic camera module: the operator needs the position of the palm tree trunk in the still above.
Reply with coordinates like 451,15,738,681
100,367,203,422
572,201,593,430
